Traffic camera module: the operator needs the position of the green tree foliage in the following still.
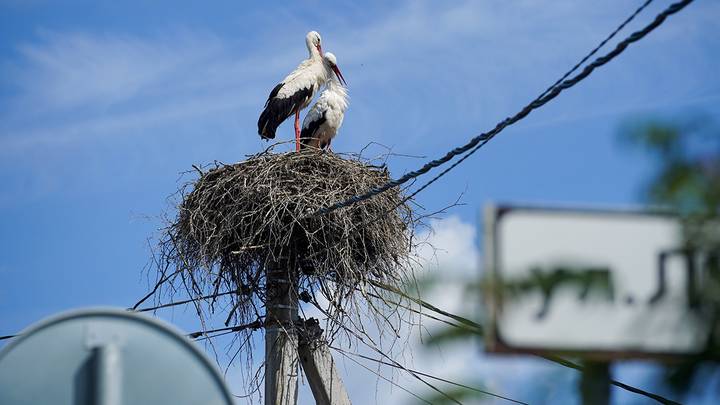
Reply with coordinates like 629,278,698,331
622,117,720,395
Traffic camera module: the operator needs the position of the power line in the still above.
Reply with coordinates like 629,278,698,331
538,353,681,405
535,0,654,102
1,292,254,342
332,345,436,405
1,320,263,343
369,280,683,405
131,290,237,313
131,268,183,310
188,319,263,340
313,0,694,217
0,280,685,404
315,305,465,405
0,4,698,402
330,345,529,405
400,0,658,205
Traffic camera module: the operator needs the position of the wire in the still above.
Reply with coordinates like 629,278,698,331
0,319,263,344
313,0,694,217
368,280,484,332
0,5,697,403
322,308,465,405
188,319,263,340
0,281,685,405
535,0,654,102
400,0,656,205
332,345,435,405
131,268,183,310
538,353,681,405
130,290,237,313
331,345,529,405
369,280,683,405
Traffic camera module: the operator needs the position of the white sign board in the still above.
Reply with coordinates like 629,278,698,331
484,204,712,358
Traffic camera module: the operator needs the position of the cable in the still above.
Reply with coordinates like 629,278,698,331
314,304,465,405
535,0,654,102
130,290,237,313
131,268,183,310
1,320,263,343
0,281,686,405
313,0,694,217
332,345,435,405
331,345,529,405
187,319,263,339
369,280,683,405
1,6,697,401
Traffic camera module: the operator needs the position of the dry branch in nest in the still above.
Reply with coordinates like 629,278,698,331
155,148,420,358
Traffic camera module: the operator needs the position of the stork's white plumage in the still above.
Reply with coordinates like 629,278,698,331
258,31,328,151
300,53,348,151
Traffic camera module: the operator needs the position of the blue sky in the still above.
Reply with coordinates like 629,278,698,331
1,0,719,403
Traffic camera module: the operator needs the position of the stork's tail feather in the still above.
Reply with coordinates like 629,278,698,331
257,109,278,140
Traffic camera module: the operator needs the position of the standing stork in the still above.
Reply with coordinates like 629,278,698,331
258,31,328,151
300,52,348,151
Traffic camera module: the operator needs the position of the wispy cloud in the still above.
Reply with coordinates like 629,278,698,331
0,29,306,154
0,0,714,220
15,32,223,109
1,0,715,157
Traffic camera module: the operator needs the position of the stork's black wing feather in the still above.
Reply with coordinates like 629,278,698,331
300,112,327,149
257,84,313,140
264,83,284,107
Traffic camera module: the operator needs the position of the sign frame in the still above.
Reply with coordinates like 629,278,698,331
483,203,715,361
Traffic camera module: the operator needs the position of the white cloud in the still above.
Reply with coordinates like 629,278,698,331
416,215,480,277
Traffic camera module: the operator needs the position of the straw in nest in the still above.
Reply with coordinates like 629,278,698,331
157,149,418,342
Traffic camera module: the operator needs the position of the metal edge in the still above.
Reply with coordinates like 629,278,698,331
481,203,502,352
486,201,677,219
0,307,235,404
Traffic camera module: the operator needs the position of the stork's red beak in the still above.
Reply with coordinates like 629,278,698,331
333,66,347,86
316,44,322,54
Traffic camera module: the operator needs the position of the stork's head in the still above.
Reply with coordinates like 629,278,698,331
306,31,322,58
323,52,347,86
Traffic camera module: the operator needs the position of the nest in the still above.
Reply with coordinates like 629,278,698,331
156,149,418,344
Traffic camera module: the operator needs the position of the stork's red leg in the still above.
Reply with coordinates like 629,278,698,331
294,110,300,152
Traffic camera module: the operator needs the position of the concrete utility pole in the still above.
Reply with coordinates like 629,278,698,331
299,321,352,405
264,259,352,405
265,259,299,405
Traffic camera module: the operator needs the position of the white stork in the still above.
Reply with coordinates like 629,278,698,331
257,31,327,151
300,52,348,151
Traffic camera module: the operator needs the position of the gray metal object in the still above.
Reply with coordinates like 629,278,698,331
0,308,235,405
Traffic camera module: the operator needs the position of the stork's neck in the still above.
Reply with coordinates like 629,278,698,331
325,77,348,109
306,42,322,60
326,76,345,92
